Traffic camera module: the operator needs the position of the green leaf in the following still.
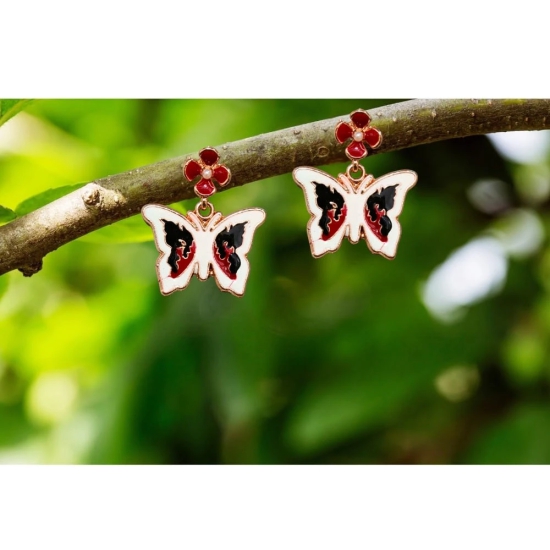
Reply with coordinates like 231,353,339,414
82,202,188,244
466,405,550,464
0,274,8,302
0,205,16,225
15,183,86,217
83,214,156,244
168,201,187,215
0,99,35,128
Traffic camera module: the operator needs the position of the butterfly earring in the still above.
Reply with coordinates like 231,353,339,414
293,109,417,259
142,147,265,296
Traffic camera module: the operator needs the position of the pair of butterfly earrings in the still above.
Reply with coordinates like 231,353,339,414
142,109,418,297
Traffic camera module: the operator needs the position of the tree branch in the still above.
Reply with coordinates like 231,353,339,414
1,98,549,277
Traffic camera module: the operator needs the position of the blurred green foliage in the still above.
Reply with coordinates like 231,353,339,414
0,100,34,128
0,99,549,464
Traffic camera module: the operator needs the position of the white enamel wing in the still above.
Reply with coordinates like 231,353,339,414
293,167,417,259
142,205,265,296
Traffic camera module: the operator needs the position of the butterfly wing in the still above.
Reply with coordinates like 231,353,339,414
360,170,417,259
209,208,266,297
293,167,351,257
141,204,199,295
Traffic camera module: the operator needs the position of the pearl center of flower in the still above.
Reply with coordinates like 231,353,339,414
353,130,364,142
202,168,213,179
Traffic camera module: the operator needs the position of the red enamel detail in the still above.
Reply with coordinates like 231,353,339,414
364,127,382,148
195,178,216,197
213,165,230,186
350,110,370,129
214,243,237,280
184,159,202,181
321,204,348,241
335,121,353,143
170,241,196,278
365,204,388,242
199,148,219,166
346,141,367,159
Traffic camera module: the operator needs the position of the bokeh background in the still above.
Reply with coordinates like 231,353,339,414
0,99,550,464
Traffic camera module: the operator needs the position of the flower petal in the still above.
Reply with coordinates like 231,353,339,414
364,127,382,148
346,140,367,159
213,165,231,186
195,178,216,197
184,159,202,181
350,109,371,129
199,147,219,166
335,121,353,143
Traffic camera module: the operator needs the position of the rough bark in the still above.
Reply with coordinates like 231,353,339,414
1,98,549,277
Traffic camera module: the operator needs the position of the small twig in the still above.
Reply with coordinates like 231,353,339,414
1,98,549,277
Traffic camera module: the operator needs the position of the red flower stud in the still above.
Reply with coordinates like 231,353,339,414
183,147,231,198
335,109,383,160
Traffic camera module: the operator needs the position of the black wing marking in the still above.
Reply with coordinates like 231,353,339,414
215,222,247,274
314,182,345,236
366,185,397,237
162,220,194,273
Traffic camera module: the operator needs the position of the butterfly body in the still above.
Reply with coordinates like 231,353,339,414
293,167,417,259
142,205,265,296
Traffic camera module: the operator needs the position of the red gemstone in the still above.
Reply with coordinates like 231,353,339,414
346,141,367,159
184,159,202,181
213,165,230,186
195,178,216,197
364,127,382,148
199,147,219,166
350,110,371,129
335,121,353,143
